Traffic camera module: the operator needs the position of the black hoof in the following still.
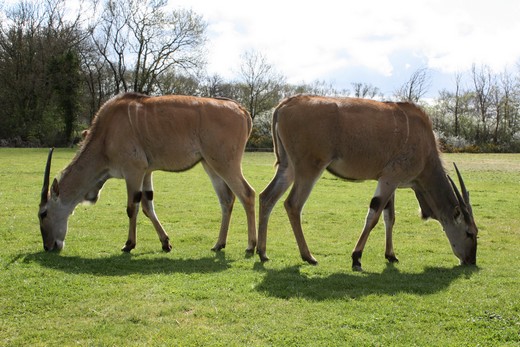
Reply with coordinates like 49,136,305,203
160,238,172,252
257,251,270,263
352,265,363,272
385,254,399,263
244,248,255,258
351,250,363,271
211,244,226,252
303,256,318,266
121,243,135,253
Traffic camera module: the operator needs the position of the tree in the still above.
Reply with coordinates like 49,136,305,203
88,0,207,94
394,67,431,103
431,65,520,152
79,41,111,123
156,69,200,95
238,50,285,120
435,74,468,136
452,73,463,136
199,73,231,98
48,50,82,144
351,82,381,99
289,79,349,97
471,64,494,143
0,0,84,145
495,70,518,144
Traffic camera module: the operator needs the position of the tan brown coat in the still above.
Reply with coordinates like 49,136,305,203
39,93,256,254
258,95,477,271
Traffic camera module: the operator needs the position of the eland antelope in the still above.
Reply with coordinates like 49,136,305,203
257,94,477,271
38,93,256,254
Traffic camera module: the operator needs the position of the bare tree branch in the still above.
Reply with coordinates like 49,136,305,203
394,67,432,103
238,50,286,120
88,0,206,94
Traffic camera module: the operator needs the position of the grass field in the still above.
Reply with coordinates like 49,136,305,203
1,148,519,346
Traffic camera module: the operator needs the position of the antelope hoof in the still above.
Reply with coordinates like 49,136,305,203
351,250,363,271
257,250,270,263
245,247,255,256
352,264,363,272
303,255,318,266
162,239,172,252
385,254,399,263
121,240,135,253
211,243,226,252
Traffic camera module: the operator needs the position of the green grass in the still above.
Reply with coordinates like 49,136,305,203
1,148,519,346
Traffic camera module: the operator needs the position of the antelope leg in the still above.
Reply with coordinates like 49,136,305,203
229,176,256,254
122,173,145,252
352,180,397,271
284,168,323,265
141,172,171,252
258,163,294,262
203,160,257,254
383,193,398,263
202,162,235,252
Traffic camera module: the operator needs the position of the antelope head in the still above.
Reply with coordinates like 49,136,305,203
38,149,70,251
445,163,478,265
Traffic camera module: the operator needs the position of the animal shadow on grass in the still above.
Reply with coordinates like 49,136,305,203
21,250,231,276
254,263,478,300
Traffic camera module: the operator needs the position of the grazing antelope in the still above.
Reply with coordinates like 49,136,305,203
38,93,256,254
258,94,477,271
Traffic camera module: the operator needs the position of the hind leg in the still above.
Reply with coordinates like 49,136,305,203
283,163,326,265
141,172,172,252
202,162,235,252
257,162,294,262
201,158,256,254
225,174,256,254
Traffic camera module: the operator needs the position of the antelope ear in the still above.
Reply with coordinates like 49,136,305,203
51,178,60,199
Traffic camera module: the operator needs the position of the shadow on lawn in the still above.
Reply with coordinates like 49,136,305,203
254,263,479,300
21,250,231,276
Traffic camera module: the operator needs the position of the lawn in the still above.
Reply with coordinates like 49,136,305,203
1,148,519,346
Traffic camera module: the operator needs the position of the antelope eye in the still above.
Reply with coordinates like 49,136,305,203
39,211,48,219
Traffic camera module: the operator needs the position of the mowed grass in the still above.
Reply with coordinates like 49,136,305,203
1,148,519,346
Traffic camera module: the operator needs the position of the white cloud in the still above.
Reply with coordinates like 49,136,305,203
171,0,520,92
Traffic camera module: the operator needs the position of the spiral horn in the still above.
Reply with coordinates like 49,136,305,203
40,148,54,204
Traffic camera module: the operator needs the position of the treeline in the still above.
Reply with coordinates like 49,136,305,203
0,0,208,146
428,66,520,152
1,0,519,152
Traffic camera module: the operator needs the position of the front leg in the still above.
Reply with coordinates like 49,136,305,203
258,164,295,262
383,194,399,263
351,196,382,271
122,191,142,252
351,250,363,272
284,177,320,266
142,173,172,252
352,180,397,271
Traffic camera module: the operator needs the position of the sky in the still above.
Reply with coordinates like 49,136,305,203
170,0,520,98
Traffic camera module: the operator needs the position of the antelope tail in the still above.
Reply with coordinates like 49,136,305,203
271,105,288,168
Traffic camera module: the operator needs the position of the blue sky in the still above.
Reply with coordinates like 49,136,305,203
171,0,520,98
